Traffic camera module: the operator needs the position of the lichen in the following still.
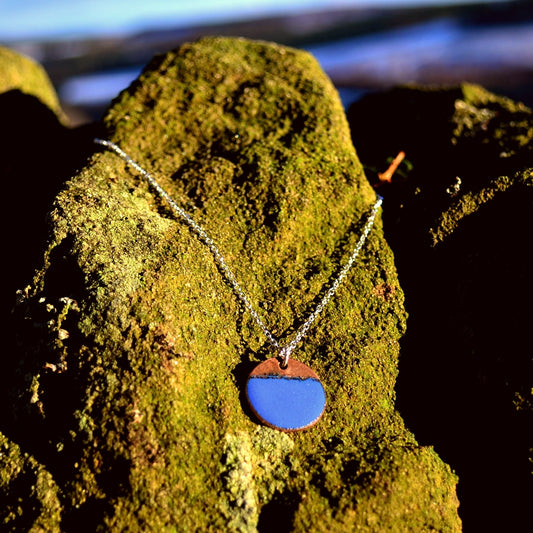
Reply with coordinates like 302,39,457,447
4,38,460,531
220,427,296,532
221,432,259,532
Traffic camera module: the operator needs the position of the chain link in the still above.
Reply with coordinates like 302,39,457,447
94,138,382,366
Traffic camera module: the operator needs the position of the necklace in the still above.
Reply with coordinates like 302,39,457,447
94,138,382,432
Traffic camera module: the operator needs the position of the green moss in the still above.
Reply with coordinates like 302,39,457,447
348,82,532,530
7,38,460,531
0,432,62,532
429,174,513,245
0,46,62,117
293,445,459,532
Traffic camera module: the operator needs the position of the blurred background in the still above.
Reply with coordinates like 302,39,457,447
2,0,532,125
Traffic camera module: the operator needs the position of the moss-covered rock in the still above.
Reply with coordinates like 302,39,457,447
0,47,97,318
348,83,533,531
3,38,460,531
0,46,62,117
0,432,62,532
0,49,94,532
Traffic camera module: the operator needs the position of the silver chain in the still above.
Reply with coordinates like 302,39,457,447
94,138,382,367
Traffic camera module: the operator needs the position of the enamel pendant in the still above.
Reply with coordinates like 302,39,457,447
245,358,326,432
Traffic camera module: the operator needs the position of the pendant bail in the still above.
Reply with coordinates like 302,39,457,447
279,346,291,369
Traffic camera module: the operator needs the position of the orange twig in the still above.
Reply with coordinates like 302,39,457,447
378,151,405,183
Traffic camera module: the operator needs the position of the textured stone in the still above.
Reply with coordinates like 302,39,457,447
2,38,461,531
348,83,533,531
0,47,96,318
0,45,63,117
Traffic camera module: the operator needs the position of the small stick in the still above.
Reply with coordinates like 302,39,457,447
378,151,405,183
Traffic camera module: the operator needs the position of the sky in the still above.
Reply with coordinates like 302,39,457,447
0,0,506,41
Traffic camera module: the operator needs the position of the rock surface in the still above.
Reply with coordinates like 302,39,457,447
348,83,533,531
0,46,97,316
0,46,62,116
1,38,461,531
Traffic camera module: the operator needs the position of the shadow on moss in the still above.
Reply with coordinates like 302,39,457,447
348,83,533,532
0,90,107,530
0,90,101,311
257,489,300,533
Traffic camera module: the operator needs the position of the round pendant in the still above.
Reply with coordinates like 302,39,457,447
245,358,326,432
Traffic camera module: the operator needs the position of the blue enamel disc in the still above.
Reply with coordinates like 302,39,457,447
245,358,326,432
